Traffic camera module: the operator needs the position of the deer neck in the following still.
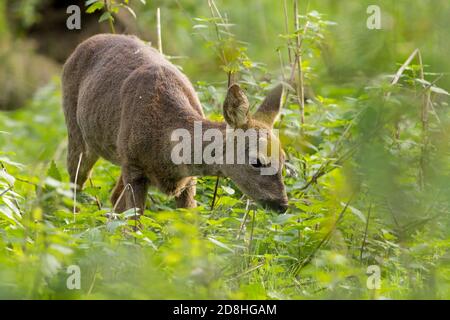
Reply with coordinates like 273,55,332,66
183,119,228,177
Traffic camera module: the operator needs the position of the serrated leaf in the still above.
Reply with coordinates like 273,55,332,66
42,254,61,277
85,0,98,6
3,197,19,215
47,160,62,181
208,237,234,253
50,244,73,255
106,220,127,233
430,86,449,96
0,205,17,223
99,11,113,23
347,204,366,223
86,2,104,13
0,170,15,185
221,185,235,195
193,24,208,29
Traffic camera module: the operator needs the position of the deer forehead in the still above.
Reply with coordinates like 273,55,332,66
248,136,283,160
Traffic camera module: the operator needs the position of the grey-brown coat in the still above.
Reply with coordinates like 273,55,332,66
62,34,288,215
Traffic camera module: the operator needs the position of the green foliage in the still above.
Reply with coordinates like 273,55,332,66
0,0,449,300
85,0,145,32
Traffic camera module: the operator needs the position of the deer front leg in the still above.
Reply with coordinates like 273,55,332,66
175,178,197,209
122,166,149,216
111,174,127,212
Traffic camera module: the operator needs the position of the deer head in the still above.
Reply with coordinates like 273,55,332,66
220,83,288,213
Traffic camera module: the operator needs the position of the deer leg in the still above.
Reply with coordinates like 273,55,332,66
122,166,148,216
64,89,98,190
67,140,98,190
110,174,127,212
175,178,197,209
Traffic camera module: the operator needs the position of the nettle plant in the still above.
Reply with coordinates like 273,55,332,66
0,157,22,227
85,0,145,33
192,0,279,113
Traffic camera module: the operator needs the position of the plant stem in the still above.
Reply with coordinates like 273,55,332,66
157,7,163,54
359,203,372,263
417,50,431,191
104,0,116,34
293,0,305,126
283,0,292,65
210,177,220,210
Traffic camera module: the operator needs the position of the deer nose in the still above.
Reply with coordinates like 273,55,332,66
261,200,288,213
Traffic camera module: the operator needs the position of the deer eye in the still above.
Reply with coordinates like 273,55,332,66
251,158,269,168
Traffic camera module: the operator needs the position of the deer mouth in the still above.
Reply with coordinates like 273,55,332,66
260,199,288,213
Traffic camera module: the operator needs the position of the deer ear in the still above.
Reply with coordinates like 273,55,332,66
253,84,284,127
223,84,250,128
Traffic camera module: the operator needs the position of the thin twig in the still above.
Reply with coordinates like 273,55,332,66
86,264,98,296
236,199,251,240
126,183,139,232
388,48,420,140
416,74,443,125
156,7,163,54
359,203,372,263
390,49,419,85
73,152,83,221
0,186,12,197
283,0,292,65
417,50,431,190
278,49,287,82
293,0,305,126
210,177,220,210
248,209,256,254
88,172,102,210
227,262,265,281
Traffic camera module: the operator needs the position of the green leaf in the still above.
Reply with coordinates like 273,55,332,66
47,160,62,181
208,237,234,253
415,78,430,86
106,220,127,233
430,86,449,96
3,197,19,215
86,2,104,13
85,0,98,6
0,169,15,185
193,24,208,29
221,185,235,195
347,204,366,223
99,11,113,23
42,254,61,277
0,205,18,223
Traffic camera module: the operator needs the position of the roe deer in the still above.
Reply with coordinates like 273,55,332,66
62,34,288,215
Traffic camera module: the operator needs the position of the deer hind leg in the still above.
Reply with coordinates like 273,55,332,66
175,177,197,209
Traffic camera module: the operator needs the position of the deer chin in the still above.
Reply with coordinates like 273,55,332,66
259,199,288,213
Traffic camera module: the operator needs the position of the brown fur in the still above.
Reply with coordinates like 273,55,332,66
62,34,288,215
